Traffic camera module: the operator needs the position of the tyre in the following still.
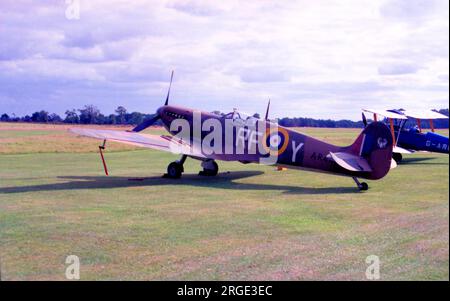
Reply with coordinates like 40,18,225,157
359,182,369,191
167,162,183,178
200,161,219,177
208,161,219,176
392,153,403,163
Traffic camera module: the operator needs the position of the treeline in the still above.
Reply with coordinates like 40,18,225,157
278,117,365,128
1,105,448,128
0,105,161,126
277,108,449,129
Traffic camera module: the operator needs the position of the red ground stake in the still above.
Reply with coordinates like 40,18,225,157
98,145,109,176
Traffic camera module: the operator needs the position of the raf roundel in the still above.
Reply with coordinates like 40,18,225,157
263,127,290,156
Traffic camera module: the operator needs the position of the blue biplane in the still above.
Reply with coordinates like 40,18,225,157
362,108,449,163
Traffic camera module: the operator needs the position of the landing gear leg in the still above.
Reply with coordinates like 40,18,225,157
199,160,218,176
393,153,403,164
353,177,369,191
165,155,187,179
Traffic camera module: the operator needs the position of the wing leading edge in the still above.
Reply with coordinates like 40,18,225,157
69,128,205,158
362,108,408,119
403,110,449,120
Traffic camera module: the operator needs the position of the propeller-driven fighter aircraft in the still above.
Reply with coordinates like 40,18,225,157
362,108,449,163
70,73,396,190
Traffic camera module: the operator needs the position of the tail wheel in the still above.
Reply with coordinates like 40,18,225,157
353,177,369,191
359,182,369,191
167,162,183,179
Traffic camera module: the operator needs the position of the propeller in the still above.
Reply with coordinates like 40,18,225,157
132,113,161,132
131,71,174,132
362,112,367,127
165,70,174,106
264,98,271,121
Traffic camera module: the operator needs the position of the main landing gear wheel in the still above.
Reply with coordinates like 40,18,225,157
167,162,183,178
165,155,187,179
199,160,218,176
393,153,403,164
352,177,369,191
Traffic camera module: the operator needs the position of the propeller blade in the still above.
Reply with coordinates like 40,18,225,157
362,112,367,127
132,114,160,132
265,98,271,121
132,71,173,132
164,70,174,106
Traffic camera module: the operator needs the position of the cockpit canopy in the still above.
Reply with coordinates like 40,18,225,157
223,109,260,123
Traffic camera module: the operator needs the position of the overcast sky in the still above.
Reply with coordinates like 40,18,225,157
0,0,448,120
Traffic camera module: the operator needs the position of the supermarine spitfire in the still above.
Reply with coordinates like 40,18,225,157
70,72,397,191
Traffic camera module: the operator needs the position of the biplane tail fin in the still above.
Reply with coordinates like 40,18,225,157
342,121,394,180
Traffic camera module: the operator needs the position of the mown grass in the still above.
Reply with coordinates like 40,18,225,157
0,123,168,154
0,123,448,280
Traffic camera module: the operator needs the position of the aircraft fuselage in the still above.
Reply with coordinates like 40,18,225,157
157,105,393,180
396,129,449,154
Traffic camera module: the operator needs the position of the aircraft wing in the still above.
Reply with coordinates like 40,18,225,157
328,152,373,172
362,108,408,119
69,128,205,158
402,110,449,120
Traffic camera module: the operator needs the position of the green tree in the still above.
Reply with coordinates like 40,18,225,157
31,111,49,123
64,109,79,124
115,106,127,124
0,113,10,122
127,112,145,125
49,113,62,123
78,105,100,124
107,114,116,125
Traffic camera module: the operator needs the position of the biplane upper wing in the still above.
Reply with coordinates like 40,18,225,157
69,128,205,158
362,108,408,119
402,110,449,120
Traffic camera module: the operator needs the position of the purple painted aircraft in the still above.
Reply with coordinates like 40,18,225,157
70,73,396,191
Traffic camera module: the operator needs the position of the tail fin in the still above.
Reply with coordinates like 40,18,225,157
345,122,394,180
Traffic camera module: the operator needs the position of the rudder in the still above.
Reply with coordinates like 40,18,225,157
345,122,394,180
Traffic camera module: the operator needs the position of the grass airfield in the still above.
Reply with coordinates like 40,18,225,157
0,123,448,280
